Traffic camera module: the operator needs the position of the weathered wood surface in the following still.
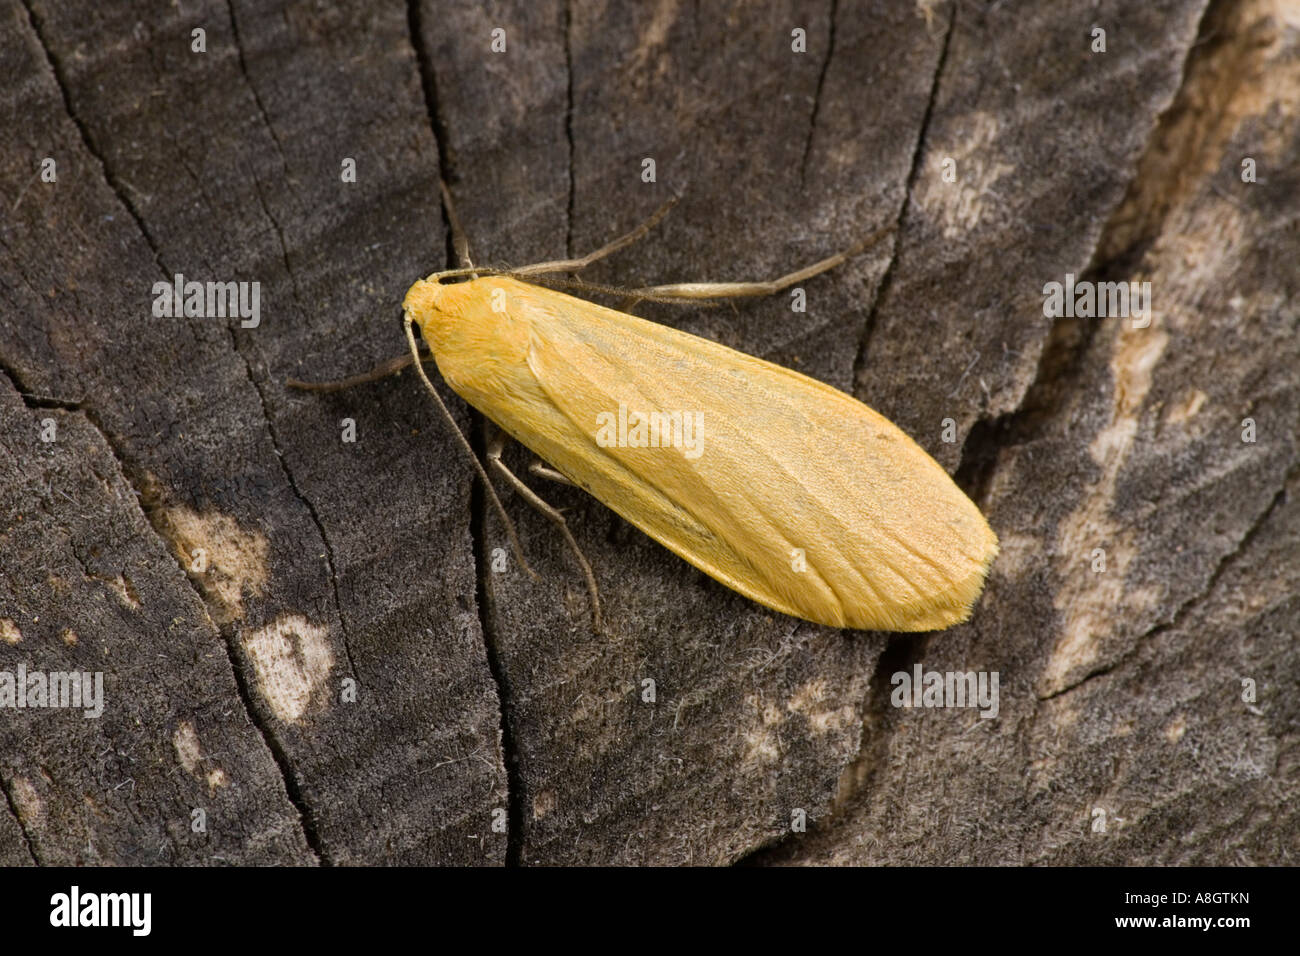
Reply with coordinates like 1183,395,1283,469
1,0,1295,866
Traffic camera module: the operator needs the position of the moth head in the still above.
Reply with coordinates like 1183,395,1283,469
403,276,476,351
402,277,447,326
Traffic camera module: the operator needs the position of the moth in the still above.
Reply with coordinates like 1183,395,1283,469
297,191,997,632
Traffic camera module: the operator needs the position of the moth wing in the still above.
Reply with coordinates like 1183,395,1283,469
511,289,996,631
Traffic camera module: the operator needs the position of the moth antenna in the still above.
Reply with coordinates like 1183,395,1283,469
510,195,680,278
403,313,539,581
286,349,423,392
439,178,475,273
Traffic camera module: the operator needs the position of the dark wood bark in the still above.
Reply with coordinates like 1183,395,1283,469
1,0,1294,866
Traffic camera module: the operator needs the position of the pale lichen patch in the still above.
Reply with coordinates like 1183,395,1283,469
173,721,202,776
985,531,1038,580
108,574,142,610
161,504,269,624
740,694,785,765
627,0,682,79
918,111,1014,239
9,776,43,829
171,720,228,791
1165,714,1188,743
0,619,21,645
241,615,334,723
533,790,557,820
786,679,855,735
1043,322,1168,696
1164,388,1208,425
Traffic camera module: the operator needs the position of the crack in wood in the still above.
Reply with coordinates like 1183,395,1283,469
953,0,1220,500
226,0,291,174
468,427,522,867
0,773,40,866
406,0,461,268
799,0,838,187
849,0,956,404
2,11,333,855
404,0,518,866
1038,455,1300,702
1,352,329,864
19,0,167,278
739,2,959,867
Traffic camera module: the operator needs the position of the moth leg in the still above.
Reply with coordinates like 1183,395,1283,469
488,429,575,488
628,222,896,303
286,349,426,392
511,196,679,278
486,433,602,630
528,460,576,487
402,315,539,583
487,431,574,488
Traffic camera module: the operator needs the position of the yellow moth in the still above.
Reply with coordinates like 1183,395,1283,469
392,207,999,633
